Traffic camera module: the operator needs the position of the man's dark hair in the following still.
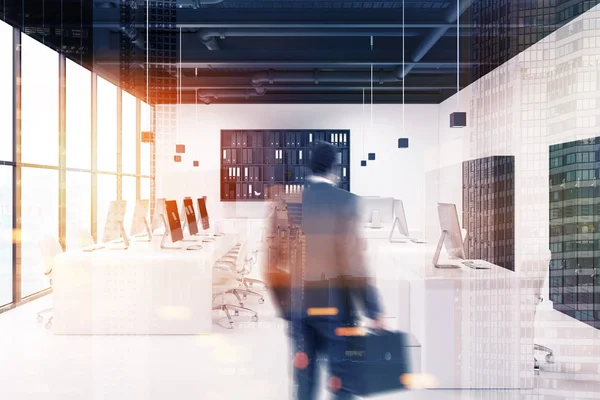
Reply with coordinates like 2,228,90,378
309,142,337,176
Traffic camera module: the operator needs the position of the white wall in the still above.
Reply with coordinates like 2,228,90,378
155,103,439,232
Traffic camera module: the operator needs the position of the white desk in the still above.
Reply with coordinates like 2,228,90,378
52,233,239,335
366,239,537,390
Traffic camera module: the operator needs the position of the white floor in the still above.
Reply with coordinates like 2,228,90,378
1,294,600,400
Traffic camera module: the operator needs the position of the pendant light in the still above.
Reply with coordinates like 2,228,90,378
398,0,409,148
450,0,467,128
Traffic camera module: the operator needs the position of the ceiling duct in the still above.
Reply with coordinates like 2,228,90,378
251,68,410,86
199,28,422,51
198,87,266,104
400,0,472,79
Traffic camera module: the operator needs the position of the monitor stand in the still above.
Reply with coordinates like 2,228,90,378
432,230,460,269
159,214,182,250
133,218,153,242
106,222,130,250
389,218,409,243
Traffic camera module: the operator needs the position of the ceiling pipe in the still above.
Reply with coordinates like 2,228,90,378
250,67,413,85
400,0,472,79
251,70,403,86
198,87,266,104
199,28,432,50
177,0,225,8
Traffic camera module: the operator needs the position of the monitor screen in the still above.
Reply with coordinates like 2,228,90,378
165,200,183,243
197,197,210,231
130,199,149,236
437,203,466,260
151,198,167,232
183,198,199,235
102,200,127,243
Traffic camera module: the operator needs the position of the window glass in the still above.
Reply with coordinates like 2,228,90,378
66,171,91,250
122,176,137,232
0,21,13,163
66,59,91,169
122,91,137,174
97,173,117,240
140,102,151,176
21,34,58,166
97,77,117,172
20,168,57,297
0,166,12,306
141,177,150,202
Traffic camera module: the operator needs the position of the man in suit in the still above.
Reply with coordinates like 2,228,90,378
290,142,384,399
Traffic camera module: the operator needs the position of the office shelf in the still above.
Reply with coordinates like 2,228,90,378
221,130,350,201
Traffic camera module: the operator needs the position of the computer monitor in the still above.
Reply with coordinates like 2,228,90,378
361,197,394,228
389,199,409,241
183,198,199,236
197,197,210,231
129,199,151,239
159,200,184,249
432,203,466,268
151,198,167,233
102,200,129,249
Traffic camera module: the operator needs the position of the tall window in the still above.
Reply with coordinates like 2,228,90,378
0,20,13,306
65,171,91,249
66,59,91,170
141,102,152,177
19,33,60,297
97,77,117,173
21,34,59,167
122,91,137,175
97,174,117,240
0,20,13,163
20,168,57,297
0,167,12,306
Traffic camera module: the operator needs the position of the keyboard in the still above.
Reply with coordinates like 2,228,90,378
202,238,216,243
186,244,203,251
462,260,493,270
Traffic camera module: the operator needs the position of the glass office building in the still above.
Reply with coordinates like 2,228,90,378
549,136,600,328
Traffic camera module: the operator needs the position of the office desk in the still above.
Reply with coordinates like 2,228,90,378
366,239,536,390
52,234,239,335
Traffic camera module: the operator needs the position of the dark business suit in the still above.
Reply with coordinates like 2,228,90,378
290,180,381,400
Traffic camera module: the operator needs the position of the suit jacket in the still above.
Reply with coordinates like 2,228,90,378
298,180,382,320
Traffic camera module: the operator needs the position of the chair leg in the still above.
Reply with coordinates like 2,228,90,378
212,304,234,329
234,288,265,304
226,304,259,322
37,308,53,323
245,278,268,289
225,289,245,307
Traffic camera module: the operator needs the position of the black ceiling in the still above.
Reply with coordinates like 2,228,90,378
1,0,598,104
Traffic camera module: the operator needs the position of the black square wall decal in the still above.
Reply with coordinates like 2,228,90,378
398,138,409,148
176,144,186,154
361,160,367,167
368,153,376,161
193,161,199,167
174,155,182,162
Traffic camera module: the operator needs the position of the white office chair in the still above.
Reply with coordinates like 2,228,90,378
213,243,259,329
215,240,265,304
36,236,63,329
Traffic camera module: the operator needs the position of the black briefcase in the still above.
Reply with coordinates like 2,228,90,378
330,330,411,396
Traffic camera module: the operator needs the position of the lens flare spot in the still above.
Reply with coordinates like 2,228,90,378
328,376,342,392
307,307,338,316
294,352,309,369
